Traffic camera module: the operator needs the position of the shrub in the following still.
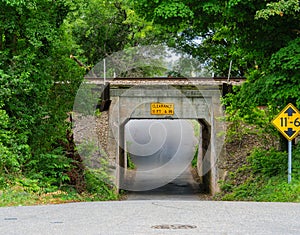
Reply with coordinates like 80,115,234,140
84,168,118,200
247,148,287,177
25,148,72,192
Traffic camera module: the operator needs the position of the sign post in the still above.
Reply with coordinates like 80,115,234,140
288,140,292,183
272,103,300,183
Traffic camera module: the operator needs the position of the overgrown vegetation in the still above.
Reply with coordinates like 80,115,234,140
0,0,123,205
218,144,300,202
216,102,300,202
0,0,299,205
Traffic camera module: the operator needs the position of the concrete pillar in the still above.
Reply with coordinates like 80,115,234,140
210,108,218,194
107,97,120,190
209,93,225,194
198,119,211,193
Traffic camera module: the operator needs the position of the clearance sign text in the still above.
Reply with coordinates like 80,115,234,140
151,103,174,115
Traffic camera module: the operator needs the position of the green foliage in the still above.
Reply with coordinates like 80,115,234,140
66,0,161,65
0,0,86,197
255,0,300,19
16,178,41,193
191,145,199,168
247,148,287,177
0,108,17,172
0,185,98,207
222,91,275,145
190,120,200,168
253,175,300,202
222,175,300,202
26,149,72,191
227,101,269,127
154,1,194,20
220,144,300,202
84,168,118,200
127,152,136,170
131,0,300,107
219,180,234,193
263,38,300,108
74,139,118,199
0,103,31,179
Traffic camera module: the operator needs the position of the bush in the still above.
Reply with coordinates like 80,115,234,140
0,106,31,186
247,148,287,177
84,168,118,200
25,148,72,192
253,175,300,202
220,144,300,202
222,175,300,202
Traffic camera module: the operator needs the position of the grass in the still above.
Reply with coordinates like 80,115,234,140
0,186,79,207
0,170,120,207
127,152,136,170
217,146,300,202
220,174,300,202
0,185,122,207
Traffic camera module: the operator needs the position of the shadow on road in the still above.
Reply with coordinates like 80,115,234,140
125,166,211,201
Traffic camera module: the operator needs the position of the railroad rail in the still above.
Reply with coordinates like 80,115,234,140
113,77,245,82
84,77,246,86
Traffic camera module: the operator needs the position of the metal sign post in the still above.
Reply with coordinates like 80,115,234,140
272,103,300,184
288,140,292,183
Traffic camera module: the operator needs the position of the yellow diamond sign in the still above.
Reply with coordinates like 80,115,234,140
272,103,300,140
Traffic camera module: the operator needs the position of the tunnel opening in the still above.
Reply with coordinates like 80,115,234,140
119,119,212,200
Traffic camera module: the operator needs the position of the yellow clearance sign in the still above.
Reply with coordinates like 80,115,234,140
151,103,174,115
272,103,300,140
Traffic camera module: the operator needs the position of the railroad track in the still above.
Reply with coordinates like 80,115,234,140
84,77,246,85
113,77,245,81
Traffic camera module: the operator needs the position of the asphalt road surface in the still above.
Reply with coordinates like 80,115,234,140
1,200,300,234
126,166,203,201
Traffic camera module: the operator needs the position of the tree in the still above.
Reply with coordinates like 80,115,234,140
130,0,300,107
0,0,85,189
66,0,163,65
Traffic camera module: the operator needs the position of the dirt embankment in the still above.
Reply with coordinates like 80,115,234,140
219,123,279,187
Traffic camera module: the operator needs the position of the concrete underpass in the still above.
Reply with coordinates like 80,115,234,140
104,82,226,197
123,119,202,200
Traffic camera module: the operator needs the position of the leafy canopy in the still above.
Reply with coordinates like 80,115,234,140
130,0,300,108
